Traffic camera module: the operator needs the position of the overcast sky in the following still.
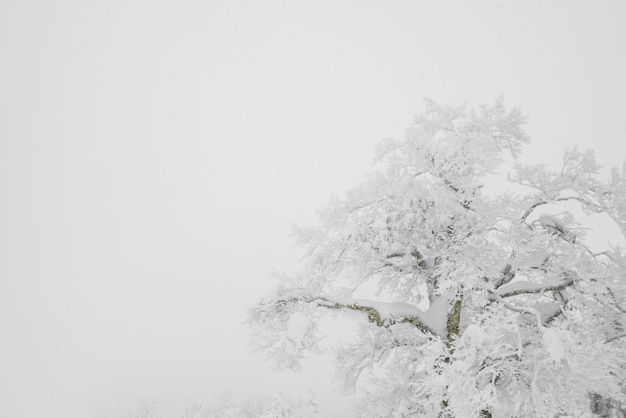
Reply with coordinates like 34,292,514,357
2,1,626,417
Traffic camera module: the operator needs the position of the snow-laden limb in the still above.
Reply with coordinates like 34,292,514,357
495,276,574,298
250,290,443,344
249,99,626,417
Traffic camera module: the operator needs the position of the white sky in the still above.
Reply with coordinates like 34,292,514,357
1,1,626,416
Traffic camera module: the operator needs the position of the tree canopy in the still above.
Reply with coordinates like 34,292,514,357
248,99,626,417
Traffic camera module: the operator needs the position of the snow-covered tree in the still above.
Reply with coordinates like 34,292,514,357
248,99,626,417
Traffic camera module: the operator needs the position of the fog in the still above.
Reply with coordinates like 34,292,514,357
1,1,625,416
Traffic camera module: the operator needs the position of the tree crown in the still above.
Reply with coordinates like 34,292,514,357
249,99,626,417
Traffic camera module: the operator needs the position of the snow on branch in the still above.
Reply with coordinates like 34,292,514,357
259,293,441,338
520,196,605,224
495,277,575,298
314,295,442,337
487,291,545,327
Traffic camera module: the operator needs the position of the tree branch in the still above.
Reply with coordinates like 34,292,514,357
521,196,605,223
607,287,626,313
274,294,440,337
446,295,463,346
495,278,574,298
606,333,626,343
313,296,439,337
494,263,516,289
488,291,544,327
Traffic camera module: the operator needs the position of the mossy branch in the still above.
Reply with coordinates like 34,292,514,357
272,294,439,337
446,295,463,346
318,298,437,337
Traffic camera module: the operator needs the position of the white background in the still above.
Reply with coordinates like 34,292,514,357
1,1,626,416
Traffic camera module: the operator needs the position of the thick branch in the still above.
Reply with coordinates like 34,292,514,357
313,296,438,337
495,278,574,298
279,294,439,337
446,295,463,347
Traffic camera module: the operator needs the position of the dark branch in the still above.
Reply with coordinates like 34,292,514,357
607,287,626,313
607,333,626,343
